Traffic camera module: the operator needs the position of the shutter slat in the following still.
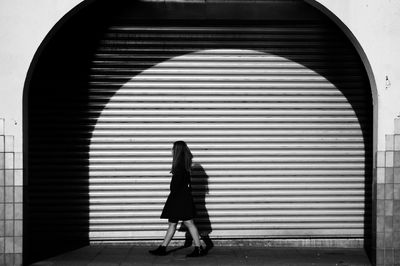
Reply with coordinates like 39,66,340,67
88,21,368,239
29,20,371,243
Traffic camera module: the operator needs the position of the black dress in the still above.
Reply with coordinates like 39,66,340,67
160,164,196,221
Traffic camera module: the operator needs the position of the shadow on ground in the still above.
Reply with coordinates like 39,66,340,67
31,245,372,266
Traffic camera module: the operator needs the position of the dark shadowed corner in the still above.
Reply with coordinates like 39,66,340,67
23,2,103,264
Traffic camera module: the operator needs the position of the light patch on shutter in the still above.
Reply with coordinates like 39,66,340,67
88,47,366,240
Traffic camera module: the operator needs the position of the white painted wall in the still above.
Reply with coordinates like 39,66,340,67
311,0,400,152
0,0,399,152
0,0,83,151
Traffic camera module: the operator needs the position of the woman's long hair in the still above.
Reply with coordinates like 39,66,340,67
171,141,193,174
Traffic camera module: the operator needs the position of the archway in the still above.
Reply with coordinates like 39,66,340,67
23,0,374,264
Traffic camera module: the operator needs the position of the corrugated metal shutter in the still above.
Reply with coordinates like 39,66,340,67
87,21,371,241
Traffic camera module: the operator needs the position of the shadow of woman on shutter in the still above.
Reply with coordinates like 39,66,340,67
179,162,214,253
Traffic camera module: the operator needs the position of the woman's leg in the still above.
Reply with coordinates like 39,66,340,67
149,222,177,255
161,222,177,247
183,220,201,247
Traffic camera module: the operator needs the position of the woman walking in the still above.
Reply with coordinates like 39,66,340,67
149,141,205,257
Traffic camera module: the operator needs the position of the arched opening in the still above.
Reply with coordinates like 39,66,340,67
23,0,374,264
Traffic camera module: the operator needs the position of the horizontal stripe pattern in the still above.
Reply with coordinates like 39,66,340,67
28,21,371,242
84,22,371,240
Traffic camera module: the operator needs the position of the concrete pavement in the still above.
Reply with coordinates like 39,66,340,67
31,245,372,266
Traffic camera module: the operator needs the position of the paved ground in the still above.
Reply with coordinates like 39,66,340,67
31,245,372,266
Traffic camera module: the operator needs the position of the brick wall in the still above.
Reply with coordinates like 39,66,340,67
375,117,400,266
0,118,23,266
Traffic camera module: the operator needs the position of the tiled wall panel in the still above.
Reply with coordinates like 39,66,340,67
375,118,400,266
0,118,23,266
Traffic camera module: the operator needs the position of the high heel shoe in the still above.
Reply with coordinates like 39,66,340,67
149,245,167,256
186,246,205,257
